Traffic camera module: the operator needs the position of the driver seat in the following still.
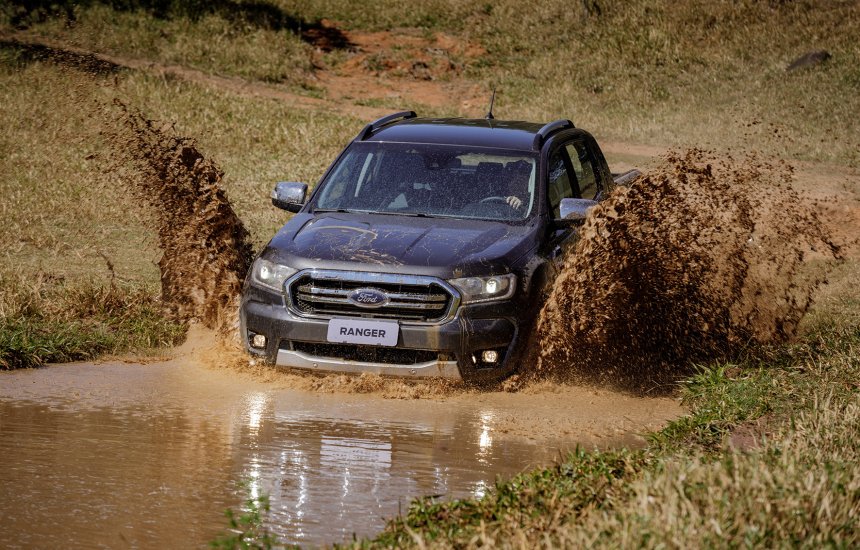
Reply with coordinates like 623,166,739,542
504,160,532,202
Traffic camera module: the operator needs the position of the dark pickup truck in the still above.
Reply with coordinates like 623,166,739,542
239,111,636,383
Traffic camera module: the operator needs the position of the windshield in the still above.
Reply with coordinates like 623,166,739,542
312,143,538,221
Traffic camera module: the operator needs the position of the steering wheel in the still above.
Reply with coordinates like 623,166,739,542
479,196,509,204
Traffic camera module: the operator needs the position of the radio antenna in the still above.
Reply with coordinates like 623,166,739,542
485,88,496,120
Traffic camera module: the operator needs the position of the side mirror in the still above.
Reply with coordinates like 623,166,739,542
554,198,598,228
271,181,307,213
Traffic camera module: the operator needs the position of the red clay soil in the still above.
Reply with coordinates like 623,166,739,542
1,25,488,117
308,21,487,112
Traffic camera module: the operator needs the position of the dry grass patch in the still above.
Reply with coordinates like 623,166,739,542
353,324,860,548
0,270,184,369
564,394,860,548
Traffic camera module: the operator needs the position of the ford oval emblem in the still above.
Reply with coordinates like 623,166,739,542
347,288,389,309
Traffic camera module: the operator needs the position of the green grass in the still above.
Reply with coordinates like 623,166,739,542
0,49,362,368
2,2,857,545
3,2,315,85
0,272,184,369
211,493,284,550
4,1,859,164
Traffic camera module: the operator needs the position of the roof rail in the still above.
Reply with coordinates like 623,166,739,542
355,111,417,141
532,119,574,149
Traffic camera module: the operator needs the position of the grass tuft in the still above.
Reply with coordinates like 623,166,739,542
0,273,184,369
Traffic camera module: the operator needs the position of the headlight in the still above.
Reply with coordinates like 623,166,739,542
251,258,297,292
447,274,516,304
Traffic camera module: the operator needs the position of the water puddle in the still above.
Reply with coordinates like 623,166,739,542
0,361,680,547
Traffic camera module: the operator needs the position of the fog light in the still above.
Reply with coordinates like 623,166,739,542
250,334,267,349
481,350,499,363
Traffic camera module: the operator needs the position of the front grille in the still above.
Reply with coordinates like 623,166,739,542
288,272,454,322
289,341,439,365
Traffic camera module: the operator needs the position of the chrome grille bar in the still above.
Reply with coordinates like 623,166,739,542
285,269,460,324
297,284,448,303
296,293,446,310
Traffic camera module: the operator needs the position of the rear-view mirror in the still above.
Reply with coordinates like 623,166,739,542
272,181,308,213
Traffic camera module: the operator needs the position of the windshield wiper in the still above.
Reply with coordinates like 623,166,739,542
368,211,439,218
313,208,353,214
314,208,443,219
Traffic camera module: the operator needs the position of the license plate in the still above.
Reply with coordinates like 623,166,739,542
326,318,399,347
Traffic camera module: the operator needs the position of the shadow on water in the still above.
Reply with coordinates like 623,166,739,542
5,0,354,51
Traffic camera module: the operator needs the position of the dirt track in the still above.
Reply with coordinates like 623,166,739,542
0,28,484,119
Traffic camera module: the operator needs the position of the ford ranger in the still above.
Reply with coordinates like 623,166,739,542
239,111,635,383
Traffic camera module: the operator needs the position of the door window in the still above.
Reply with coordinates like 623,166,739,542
565,142,598,200
547,148,574,218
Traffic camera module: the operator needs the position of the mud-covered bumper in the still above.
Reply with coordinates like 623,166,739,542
274,348,461,378
240,285,520,380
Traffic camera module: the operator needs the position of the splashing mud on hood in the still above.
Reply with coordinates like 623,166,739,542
535,149,841,389
109,101,253,333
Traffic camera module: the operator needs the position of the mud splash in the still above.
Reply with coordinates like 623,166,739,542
109,102,253,332
535,149,841,388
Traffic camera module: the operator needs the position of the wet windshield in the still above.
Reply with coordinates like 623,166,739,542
313,143,538,221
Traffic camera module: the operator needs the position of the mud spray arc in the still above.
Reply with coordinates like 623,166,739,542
536,149,841,389
112,108,840,387
111,101,253,334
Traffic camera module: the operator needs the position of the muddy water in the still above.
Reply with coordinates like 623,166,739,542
0,359,680,548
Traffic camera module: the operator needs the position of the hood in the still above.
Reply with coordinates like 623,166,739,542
265,213,538,277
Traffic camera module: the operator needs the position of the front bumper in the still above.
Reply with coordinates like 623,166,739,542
240,285,520,380
275,348,461,378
